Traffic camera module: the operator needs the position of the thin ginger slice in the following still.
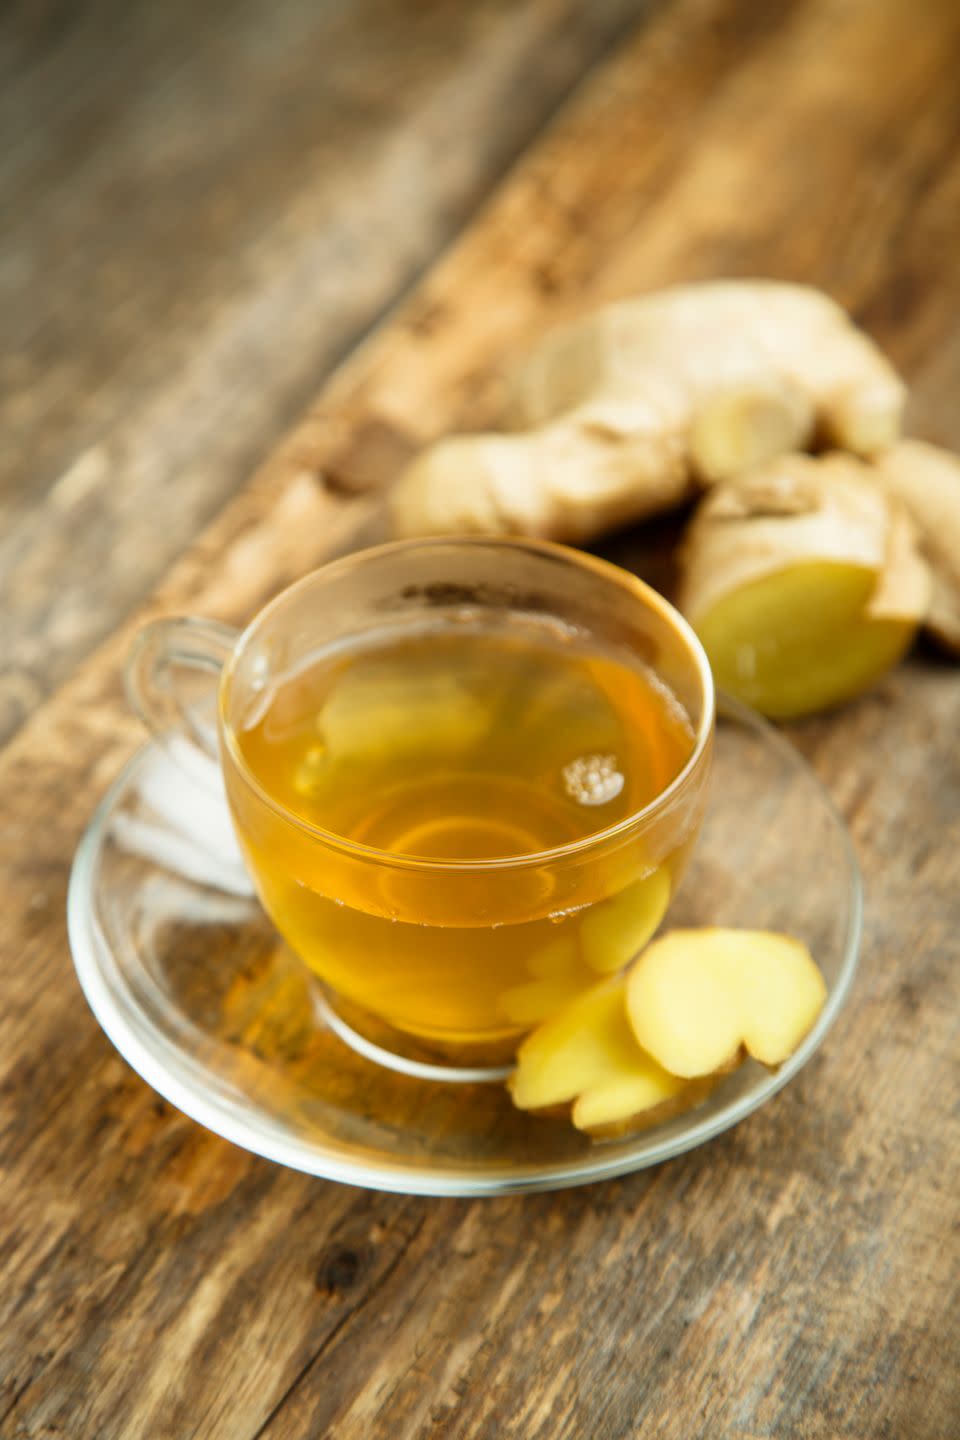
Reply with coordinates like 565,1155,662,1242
626,928,827,1079
572,1072,716,1138
504,867,673,1028
498,972,596,1027
508,978,689,1118
580,866,672,975
499,934,595,1025
318,659,488,765
526,934,580,979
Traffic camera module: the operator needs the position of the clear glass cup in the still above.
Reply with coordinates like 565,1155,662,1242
126,537,715,1074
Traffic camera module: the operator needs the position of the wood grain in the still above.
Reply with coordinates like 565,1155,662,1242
1,0,959,1436
0,0,651,745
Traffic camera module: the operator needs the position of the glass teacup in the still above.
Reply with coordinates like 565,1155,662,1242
127,537,714,1073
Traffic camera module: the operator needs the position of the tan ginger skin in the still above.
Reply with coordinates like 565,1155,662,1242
390,281,906,544
390,281,958,710
875,440,960,653
679,452,933,629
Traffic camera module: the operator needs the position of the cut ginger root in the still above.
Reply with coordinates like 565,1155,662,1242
571,1070,717,1139
626,929,827,1079
390,282,904,544
386,278,956,717
580,866,672,975
499,872,672,1025
507,978,703,1136
678,453,930,717
508,928,828,1140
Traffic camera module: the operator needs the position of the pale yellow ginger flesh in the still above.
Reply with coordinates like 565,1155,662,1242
679,453,930,717
390,281,904,544
626,929,827,1079
498,871,672,1024
500,945,585,1029
580,866,672,975
507,978,695,1133
571,1070,716,1139
875,440,960,654
508,927,828,1138
316,656,488,763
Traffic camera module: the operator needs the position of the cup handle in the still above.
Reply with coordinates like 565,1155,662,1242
125,617,239,779
123,617,255,894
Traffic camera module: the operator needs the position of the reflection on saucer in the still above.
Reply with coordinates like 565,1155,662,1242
110,739,253,897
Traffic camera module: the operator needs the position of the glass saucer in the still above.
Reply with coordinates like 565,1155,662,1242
68,698,862,1197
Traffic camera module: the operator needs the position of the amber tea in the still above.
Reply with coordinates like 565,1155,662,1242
228,619,696,1050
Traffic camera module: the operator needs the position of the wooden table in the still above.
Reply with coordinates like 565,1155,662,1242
2,1,958,1434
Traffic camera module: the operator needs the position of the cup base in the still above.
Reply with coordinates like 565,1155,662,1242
311,986,515,1084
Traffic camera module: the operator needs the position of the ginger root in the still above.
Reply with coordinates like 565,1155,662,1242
499,871,672,1025
498,946,596,1026
389,403,695,544
678,453,930,717
388,279,955,715
508,926,828,1139
570,1070,715,1139
626,928,827,1078
390,282,904,543
507,978,698,1135
580,866,672,975
507,282,904,462
875,440,960,654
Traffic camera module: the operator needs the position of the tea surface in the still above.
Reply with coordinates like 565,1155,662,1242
239,622,693,858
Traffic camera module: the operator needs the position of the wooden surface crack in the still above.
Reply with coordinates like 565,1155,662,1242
248,1212,429,1440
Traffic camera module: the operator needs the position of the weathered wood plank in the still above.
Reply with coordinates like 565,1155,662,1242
0,0,652,745
1,0,958,1436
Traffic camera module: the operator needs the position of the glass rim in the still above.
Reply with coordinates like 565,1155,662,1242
218,535,716,872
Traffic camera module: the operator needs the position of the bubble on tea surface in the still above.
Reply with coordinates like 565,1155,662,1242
562,754,625,807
